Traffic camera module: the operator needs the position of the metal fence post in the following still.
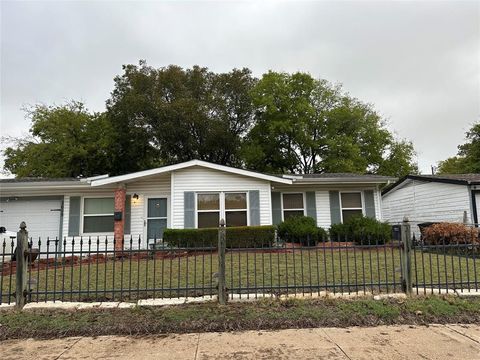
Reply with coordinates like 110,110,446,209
217,219,227,305
15,221,29,309
401,217,412,295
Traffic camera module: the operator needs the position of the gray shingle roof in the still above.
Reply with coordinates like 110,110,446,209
0,177,80,183
416,174,480,182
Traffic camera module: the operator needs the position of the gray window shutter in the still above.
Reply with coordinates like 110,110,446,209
68,196,81,236
124,195,131,234
271,192,282,225
329,191,341,225
364,190,376,218
249,190,260,226
306,191,317,225
184,192,195,228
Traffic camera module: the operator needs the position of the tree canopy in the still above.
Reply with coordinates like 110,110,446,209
437,123,480,174
242,71,418,176
2,62,418,178
3,102,112,178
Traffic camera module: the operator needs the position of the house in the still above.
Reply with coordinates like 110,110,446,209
0,160,395,253
382,174,480,236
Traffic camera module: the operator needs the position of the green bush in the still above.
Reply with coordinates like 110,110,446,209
277,216,328,246
329,216,391,245
163,226,275,248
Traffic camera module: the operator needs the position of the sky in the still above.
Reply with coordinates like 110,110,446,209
1,0,479,175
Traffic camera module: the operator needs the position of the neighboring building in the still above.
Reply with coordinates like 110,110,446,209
382,174,480,236
0,160,395,252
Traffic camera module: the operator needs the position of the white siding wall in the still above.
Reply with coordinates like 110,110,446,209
273,184,382,227
382,180,472,236
374,187,382,220
127,174,171,238
315,191,331,229
61,173,171,245
172,166,272,228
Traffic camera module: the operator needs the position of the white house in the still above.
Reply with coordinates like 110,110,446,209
382,174,480,236
0,160,395,252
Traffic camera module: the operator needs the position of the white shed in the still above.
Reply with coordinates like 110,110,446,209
382,174,480,236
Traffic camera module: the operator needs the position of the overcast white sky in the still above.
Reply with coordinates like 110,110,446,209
1,1,479,175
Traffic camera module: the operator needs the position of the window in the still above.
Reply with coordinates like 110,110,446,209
282,193,304,220
340,192,363,223
225,193,247,227
197,193,220,228
83,197,114,233
196,192,248,228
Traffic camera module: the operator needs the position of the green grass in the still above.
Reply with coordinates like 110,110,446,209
1,247,479,303
1,296,480,340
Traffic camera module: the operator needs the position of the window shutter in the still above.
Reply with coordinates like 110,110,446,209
329,191,341,225
364,190,376,218
68,196,81,236
184,192,195,228
249,190,260,226
306,191,317,225
124,195,131,234
271,192,282,225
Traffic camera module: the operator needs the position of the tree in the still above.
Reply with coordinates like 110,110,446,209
242,71,417,176
3,102,112,178
437,123,480,174
106,61,256,174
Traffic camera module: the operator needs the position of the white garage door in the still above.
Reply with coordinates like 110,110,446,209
0,199,62,255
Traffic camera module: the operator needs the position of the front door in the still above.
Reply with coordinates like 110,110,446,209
146,197,167,242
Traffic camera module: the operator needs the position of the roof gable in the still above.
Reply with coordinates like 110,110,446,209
90,160,293,186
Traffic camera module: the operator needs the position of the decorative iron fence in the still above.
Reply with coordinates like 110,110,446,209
1,221,479,306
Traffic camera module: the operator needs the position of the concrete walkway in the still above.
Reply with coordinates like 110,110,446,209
1,324,479,360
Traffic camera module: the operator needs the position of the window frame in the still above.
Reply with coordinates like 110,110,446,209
280,192,306,221
339,191,365,223
195,191,250,228
81,196,115,235
224,192,249,228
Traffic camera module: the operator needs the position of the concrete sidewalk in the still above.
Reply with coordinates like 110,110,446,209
1,324,479,360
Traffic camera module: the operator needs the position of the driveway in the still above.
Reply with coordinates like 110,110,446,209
1,324,479,360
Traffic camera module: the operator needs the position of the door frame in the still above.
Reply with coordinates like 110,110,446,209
143,195,170,247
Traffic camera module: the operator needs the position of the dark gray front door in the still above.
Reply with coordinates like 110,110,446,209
147,198,167,240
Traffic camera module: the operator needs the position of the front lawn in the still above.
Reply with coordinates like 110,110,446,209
1,247,479,303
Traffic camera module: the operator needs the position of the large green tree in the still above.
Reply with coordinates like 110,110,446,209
106,61,256,174
437,123,480,174
3,63,418,178
242,71,418,175
3,102,112,178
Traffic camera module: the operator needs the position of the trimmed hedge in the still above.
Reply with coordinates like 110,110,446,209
329,215,391,245
277,216,328,246
163,226,276,248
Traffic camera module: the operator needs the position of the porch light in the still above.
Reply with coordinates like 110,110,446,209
133,193,139,200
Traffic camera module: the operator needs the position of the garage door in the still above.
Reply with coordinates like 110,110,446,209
0,198,62,255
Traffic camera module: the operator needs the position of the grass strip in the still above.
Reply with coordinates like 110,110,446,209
1,295,480,340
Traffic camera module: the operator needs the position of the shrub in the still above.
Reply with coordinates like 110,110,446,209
329,215,391,245
328,223,350,242
422,223,479,245
276,216,328,246
163,226,276,248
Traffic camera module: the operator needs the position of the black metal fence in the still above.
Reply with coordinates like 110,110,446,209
1,222,479,305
